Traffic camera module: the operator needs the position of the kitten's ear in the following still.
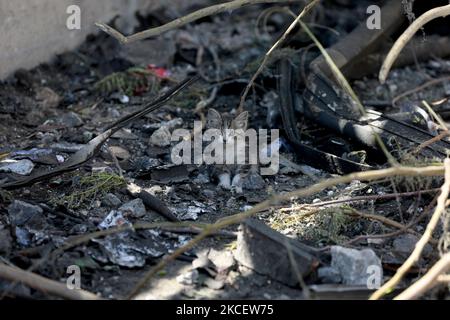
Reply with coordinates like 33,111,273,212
232,111,248,130
206,108,223,129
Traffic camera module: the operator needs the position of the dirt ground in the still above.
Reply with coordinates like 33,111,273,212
0,1,449,300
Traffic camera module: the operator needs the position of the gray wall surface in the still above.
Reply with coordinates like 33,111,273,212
0,0,204,79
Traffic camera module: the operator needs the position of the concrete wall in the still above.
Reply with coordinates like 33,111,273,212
0,0,204,79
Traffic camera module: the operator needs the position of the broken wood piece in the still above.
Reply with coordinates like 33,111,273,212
234,218,319,286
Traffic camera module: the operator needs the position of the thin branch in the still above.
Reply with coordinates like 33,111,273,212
0,263,101,300
370,158,450,300
394,252,450,300
379,4,450,83
96,0,305,44
279,189,439,210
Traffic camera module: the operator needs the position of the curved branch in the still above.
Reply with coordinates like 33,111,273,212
379,4,450,84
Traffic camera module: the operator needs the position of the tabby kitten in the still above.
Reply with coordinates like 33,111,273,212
205,108,261,193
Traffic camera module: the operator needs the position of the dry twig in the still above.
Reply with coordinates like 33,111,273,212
96,0,306,44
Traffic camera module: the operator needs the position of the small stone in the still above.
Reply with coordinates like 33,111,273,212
119,199,146,218
193,173,210,184
317,266,342,284
7,200,44,226
82,131,94,142
58,111,84,127
110,92,130,104
102,193,122,207
330,246,382,286
98,210,131,230
393,234,432,258
242,172,265,190
131,157,161,173
119,95,130,104
35,87,61,109
108,146,131,161
176,269,199,285
150,126,171,147
0,159,34,175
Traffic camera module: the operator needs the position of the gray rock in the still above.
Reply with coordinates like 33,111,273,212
119,199,146,218
201,189,216,198
393,234,432,258
330,246,382,286
35,87,61,109
15,227,32,246
0,159,34,175
242,172,265,190
7,200,43,226
193,173,210,184
102,193,122,207
110,93,130,104
234,219,319,286
59,111,84,127
317,266,342,284
150,126,171,147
